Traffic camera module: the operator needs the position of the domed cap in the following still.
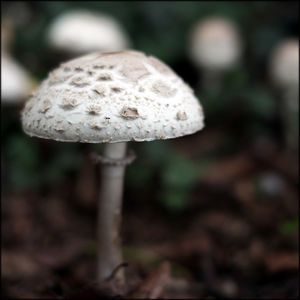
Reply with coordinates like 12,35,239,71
270,39,299,88
47,11,130,54
190,17,242,71
21,50,204,143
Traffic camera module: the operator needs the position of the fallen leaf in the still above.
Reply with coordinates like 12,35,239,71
127,261,170,299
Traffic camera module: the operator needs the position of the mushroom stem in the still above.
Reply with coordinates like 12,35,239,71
97,141,127,284
202,69,222,95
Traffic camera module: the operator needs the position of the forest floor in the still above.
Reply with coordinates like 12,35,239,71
2,132,299,299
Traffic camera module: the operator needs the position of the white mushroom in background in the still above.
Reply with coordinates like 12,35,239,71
47,10,130,56
1,53,35,104
21,50,205,284
269,39,299,152
1,23,35,105
189,17,242,92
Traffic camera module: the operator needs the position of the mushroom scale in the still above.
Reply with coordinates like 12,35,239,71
21,50,205,143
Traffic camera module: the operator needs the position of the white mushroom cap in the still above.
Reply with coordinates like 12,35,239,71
21,50,204,143
269,39,299,89
47,11,130,54
1,52,34,104
189,17,242,71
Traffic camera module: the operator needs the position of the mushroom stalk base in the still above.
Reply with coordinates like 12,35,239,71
97,142,127,284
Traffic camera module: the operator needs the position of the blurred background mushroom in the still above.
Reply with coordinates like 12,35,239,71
269,39,299,153
1,48,35,105
1,20,36,105
1,2,299,299
47,10,130,59
189,17,242,94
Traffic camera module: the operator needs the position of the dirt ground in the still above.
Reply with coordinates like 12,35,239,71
2,131,299,299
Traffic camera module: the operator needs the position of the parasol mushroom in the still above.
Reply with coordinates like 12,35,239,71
21,50,205,284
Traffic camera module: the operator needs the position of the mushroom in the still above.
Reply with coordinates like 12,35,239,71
269,39,299,152
1,52,35,104
189,17,242,93
47,10,130,57
21,50,205,284
1,22,35,105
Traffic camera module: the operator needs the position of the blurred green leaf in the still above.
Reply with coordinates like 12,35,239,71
43,144,81,182
279,219,299,236
159,189,189,212
162,153,198,188
158,152,199,212
5,135,41,189
126,160,154,187
126,140,171,187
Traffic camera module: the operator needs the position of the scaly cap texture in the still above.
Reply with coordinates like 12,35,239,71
21,50,204,143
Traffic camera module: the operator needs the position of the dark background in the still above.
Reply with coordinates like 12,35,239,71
1,1,299,299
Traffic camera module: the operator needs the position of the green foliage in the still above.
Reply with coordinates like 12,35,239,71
159,189,190,212
162,153,198,188
5,135,41,189
126,140,170,187
126,159,155,188
279,219,299,236
127,141,217,212
3,134,82,190
159,152,199,212
43,143,82,182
